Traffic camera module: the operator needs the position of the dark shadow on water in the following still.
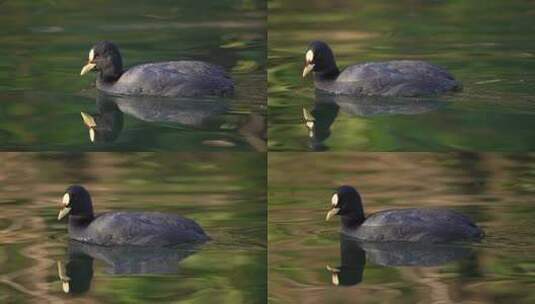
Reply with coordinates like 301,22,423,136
303,102,339,152
80,92,230,143
326,236,475,287
80,96,124,143
58,240,203,295
326,237,366,287
303,92,446,151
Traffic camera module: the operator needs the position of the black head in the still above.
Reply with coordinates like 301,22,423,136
80,41,123,82
302,41,339,79
58,185,94,221
325,185,365,225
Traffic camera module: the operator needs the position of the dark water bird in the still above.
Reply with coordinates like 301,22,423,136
303,41,461,97
325,186,484,243
80,92,228,143
302,93,445,151
326,236,474,286
80,41,234,97
57,241,199,294
57,185,209,246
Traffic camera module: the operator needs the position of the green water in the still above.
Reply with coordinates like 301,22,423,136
0,153,266,303
268,153,535,303
0,0,266,151
268,0,535,151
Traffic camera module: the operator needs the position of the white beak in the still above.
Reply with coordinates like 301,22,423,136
326,265,340,286
81,112,97,128
302,64,315,78
80,62,96,75
89,128,96,143
325,208,340,221
57,207,71,220
57,261,71,293
62,281,70,293
331,272,339,286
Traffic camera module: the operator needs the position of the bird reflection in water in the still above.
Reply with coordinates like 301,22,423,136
57,240,201,295
80,97,124,143
80,92,229,143
303,92,446,151
326,236,474,287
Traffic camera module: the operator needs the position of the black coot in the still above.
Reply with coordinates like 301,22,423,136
80,41,234,97
303,41,461,97
325,185,484,243
57,185,209,246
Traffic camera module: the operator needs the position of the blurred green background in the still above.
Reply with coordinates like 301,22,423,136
268,0,535,151
0,0,266,151
0,152,266,303
268,152,535,303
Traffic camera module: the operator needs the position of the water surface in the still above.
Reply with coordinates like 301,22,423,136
0,153,266,303
268,0,535,151
269,153,535,303
0,0,266,151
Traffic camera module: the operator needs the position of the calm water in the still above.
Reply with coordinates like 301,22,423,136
268,0,535,151
0,153,266,303
269,153,535,303
0,0,266,151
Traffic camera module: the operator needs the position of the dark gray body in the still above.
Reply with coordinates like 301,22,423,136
68,212,209,246
315,60,461,97
342,208,483,243
97,61,234,97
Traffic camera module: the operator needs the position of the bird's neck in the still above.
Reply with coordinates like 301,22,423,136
314,66,340,81
69,215,94,228
341,214,365,229
98,68,123,83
